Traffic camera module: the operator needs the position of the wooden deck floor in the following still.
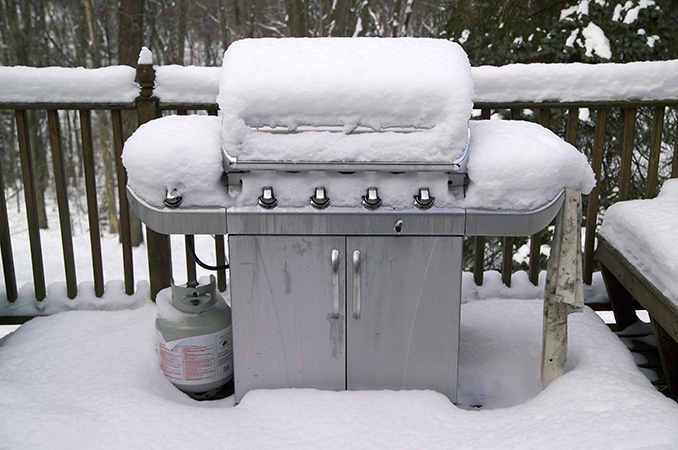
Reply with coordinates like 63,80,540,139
608,320,670,397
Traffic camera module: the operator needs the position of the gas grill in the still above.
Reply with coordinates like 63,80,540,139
126,38,565,403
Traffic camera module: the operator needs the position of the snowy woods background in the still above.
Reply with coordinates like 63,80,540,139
1,0,677,273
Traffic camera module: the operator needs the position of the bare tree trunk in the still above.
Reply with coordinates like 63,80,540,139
96,111,119,234
329,0,353,36
84,0,119,235
286,0,309,37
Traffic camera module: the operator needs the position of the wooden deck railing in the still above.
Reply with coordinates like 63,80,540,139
1,61,677,322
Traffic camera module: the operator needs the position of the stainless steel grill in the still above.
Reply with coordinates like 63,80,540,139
126,38,565,404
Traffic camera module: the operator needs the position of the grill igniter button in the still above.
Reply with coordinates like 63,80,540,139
361,186,382,210
414,187,435,209
164,189,183,208
393,219,404,233
310,186,330,209
258,186,278,209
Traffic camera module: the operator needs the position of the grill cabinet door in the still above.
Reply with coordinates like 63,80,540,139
229,235,346,402
346,236,462,402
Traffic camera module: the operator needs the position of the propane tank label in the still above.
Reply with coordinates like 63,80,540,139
157,326,233,385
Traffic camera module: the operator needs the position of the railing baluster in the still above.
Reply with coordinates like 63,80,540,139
565,107,579,145
645,105,664,199
501,108,522,286
501,238,513,288
79,109,105,297
583,108,608,284
473,237,485,286
0,157,18,302
215,235,227,292
111,109,135,295
15,109,46,301
185,235,197,283
528,108,552,286
48,110,77,299
619,107,636,201
473,108,492,286
673,109,678,179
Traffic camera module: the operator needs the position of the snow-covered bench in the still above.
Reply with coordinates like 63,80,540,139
598,179,678,399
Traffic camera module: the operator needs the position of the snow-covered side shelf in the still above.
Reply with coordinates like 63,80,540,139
217,38,473,164
599,179,678,301
462,120,595,211
472,59,678,103
122,115,227,208
122,117,595,211
0,66,138,103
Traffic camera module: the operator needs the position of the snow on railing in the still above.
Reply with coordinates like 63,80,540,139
1,54,677,321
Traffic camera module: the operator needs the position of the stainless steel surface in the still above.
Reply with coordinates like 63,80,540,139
126,186,227,235
465,189,565,236
229,235,347,403
226,207,466,236
352,250,362,319
128,185,565,238
229,234,462,403
331,249,340,319
346,236,461,401
225,160,467,173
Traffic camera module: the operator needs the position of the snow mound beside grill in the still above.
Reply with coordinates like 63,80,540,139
217,38,473,164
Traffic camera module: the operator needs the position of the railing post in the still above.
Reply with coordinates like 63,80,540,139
136,51,171,300
15,109,46,301
583,108,607,285
0,157,17,302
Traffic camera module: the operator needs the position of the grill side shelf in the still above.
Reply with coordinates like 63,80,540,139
126,186,228,235
464,189,565,237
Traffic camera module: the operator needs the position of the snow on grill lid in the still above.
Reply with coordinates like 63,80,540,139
217,38,473,164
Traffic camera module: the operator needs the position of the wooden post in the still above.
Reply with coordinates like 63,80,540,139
583,108,607,284
501,237,513,287
0,157,17,302
473,236,485,286
645,105,664,199
136,54,170,300
15,109,46,301
80,109,105,298
542,188,584,389
473,108,492,287
111,109,135,295
619,107,636,201
529,108,552,286
48,110,78,299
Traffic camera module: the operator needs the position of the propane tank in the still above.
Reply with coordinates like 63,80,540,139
155,275,233,400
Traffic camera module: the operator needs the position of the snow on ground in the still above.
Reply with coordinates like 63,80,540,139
1,282,677,449
599,179,678,300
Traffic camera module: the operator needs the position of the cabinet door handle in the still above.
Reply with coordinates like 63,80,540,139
331,249,340,319
352,250,361,319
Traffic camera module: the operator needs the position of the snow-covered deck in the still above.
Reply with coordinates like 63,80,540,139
1,273,677,449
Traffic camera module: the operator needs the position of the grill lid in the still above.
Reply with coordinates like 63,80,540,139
217,38,473,170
